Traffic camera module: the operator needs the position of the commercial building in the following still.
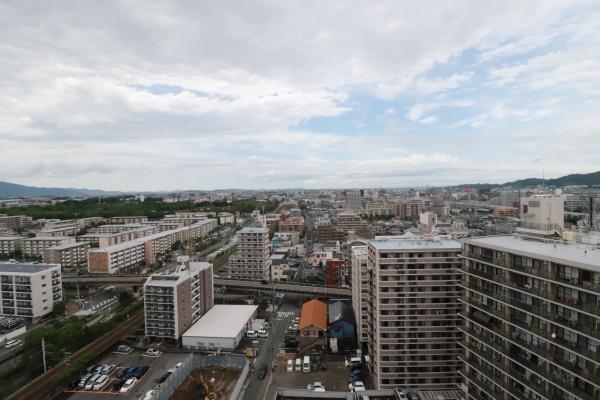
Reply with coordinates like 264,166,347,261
0,262,62,320
144,261,214,341
22,236,76,258
0,237,23,257
460,235,600,400
88,241,145,273
42,242,90,268
299,299,328,353
0,214,33,230
182,304,258,351
229,227,271,281
351,245,369,344
518,194,565,237
364,236,463,390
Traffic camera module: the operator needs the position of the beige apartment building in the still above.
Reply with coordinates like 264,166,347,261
364,236,463,390
0,214,33,230
336,211,369,233
144,261,214,341
88,241,145,273
0,237,23,257
96,224,144,234
108,216,148,224
0,262,62,320
22,236,76,258
460,235,600,400
350,244,369,343
42,242,90,269
229,227,271,281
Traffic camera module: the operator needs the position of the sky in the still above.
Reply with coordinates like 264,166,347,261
1,1,600,191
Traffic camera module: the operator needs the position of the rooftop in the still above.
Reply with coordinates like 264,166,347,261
299,299,327,330
89,240,144,253
368,236,461,251
47,242,89,250
239,227,268,234
464,235,600,271
183,304,258,339
0,236,24,240
0,262,60,274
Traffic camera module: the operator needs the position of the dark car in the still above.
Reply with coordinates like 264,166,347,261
157,372,171,383
112,379,125,391
116,367,131,379
86,364,99,374
318,357,327,370
135,365,149,378
125,367,139,378
257,365,268,380
68,378,80,390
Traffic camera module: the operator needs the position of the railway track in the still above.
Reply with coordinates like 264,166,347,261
6,313,144,400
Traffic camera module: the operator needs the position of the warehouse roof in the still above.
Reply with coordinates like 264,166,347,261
183,305,258,339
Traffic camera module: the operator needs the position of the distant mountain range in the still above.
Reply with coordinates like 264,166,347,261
0,181,119,198
1,170,599,198
452,171,600,190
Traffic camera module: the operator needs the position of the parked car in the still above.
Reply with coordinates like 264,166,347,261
85,364,99,374
345,356,361,368
116,344,132,353
78,373,93,389
257,364,268,380
307,382,326,392
101,364,116,375
157,372,171,383
85,374,100,390
135,365,150,378
246,330,258,338
92,375,109,391
145,348,160,356
68,377,80,390
287,360,294,372
394,389,409,400
112,379,125,391
294,358,302,372
119,377,137,394
349,381,366,392
258,329,268,338
318,357,327,370
115,368,128,379
4,340,23,349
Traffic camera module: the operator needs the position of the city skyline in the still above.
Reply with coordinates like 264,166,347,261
2,1,600,191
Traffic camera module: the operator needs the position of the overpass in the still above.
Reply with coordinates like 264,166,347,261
62,275,351,297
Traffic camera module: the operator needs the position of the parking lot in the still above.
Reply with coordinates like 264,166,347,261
266,358,351,398
63,349,189,399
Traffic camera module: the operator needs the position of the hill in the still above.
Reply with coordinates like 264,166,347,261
0,181,117,198
451,171,600,190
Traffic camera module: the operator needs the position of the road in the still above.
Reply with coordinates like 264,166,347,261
242,295,299,400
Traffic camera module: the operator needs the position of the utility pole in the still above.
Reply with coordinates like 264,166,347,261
42,337,47,373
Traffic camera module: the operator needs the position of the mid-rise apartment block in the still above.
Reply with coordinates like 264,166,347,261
22,236,76,258
336,211,369,234
460,235,600,400
108,216,148,224
42,242,90,269
351,244,369,343
229,227,271,281
0,214,33,231
88,241,145,273
363,236,463,389
0,237,23,257
144,261,214,341
0,262,62,320
519,194,565,237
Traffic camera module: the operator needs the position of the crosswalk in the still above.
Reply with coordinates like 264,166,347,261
277,311,296,318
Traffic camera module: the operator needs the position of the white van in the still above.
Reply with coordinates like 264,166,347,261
4,340,22,349
92,375,108,391
286,359,293,372
246,330,258,338
345,356,361,368
303,356,310,372
294,358,302,372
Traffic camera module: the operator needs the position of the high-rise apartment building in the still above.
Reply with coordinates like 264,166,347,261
351,244,369,343
144,261,214,341
0,262,62,320
229,227,271,281
346,190,363,211
460,235,600,400
363,236,463,389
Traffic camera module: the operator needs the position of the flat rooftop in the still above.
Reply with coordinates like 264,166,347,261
464,235,600,271
0,262,59,274
0,236,24,240
47,242,89,250
239,227,268,234
183,305,258,339
368,237,461,251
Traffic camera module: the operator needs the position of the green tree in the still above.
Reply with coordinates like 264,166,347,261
118,291,134,307
52,301,66,317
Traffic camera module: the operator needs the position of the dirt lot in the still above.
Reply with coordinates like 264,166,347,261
171,367,240,400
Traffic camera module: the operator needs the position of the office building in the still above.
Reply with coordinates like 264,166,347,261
144,261,214,341
42,242,90,269
229,227,271,281
0,262,62,320
22,236,76,258
363,236,463,389
460,235,600,400
0,237,23,257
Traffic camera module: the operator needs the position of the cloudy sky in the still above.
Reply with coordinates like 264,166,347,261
1,1,600,191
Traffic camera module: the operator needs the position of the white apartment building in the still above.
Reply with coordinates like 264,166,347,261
144,261,214,341
0,237,23,257
88,241,145,274
229,227,271,281
363,236,463,390
350,244,369,343
42,242,90,269
95,224,144,234
0,262,62,320
22,236,76,258
108,216,148,224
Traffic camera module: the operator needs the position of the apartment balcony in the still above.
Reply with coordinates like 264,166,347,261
458,361,519,400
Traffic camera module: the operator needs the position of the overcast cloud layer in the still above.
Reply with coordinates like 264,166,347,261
1,1,600,190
